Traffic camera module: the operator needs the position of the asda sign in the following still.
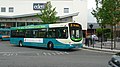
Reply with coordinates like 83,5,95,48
33,3,46,10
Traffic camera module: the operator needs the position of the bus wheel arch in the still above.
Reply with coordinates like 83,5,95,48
19,40,23,47
47,41,54,50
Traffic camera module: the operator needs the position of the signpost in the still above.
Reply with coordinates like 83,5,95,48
89,24,94,48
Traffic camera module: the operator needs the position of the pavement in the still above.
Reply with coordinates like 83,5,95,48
83,40,120,53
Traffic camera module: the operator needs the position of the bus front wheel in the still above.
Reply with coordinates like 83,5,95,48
47,42,54,50
19,41,23,47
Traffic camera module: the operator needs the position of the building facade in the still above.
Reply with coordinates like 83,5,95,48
0,0,87,30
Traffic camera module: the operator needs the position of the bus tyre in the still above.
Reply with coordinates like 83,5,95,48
47,42,54,50
19,41,23,47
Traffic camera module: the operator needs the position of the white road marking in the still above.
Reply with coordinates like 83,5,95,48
47,53,51,56
82,48,115,55
59,52,64,55
52,53,56,55
36,53,39,56
64,52,69,54
56,52,61,55
3,53,16,56
0,51,37,53
15,53,18,56
42,51,70,56
43,52,47,56
0,51,70,56
3,53,8,56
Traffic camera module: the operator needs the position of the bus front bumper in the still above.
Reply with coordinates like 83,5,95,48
64,44,83,49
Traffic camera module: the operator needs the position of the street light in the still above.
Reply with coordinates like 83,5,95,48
89,24,93,35
89,24,93,47
89,24,93,29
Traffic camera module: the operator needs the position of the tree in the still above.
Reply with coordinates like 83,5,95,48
96,28,111,39
92,0,120,49
37,1,59,24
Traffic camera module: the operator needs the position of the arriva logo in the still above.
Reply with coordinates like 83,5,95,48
33,3,46,10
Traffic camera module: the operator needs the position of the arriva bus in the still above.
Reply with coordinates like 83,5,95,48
0,28,10,41
10,22,83,49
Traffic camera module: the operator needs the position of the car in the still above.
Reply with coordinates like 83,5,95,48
108,52,120,67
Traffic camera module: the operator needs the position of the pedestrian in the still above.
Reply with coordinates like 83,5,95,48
85,36,89,46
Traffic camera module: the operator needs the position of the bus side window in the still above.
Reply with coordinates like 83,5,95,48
25,30,33,38
11,30,16,37
58,30,61,38
48,28,56,38
48,32,52,37
63,29,68,38
33,30,38,38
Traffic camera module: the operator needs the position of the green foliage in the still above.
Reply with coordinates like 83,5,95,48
103,28,111,38
96,28,102,36
92,0,120,43
92,0,120,26
96,28,111,38
37,1,59,24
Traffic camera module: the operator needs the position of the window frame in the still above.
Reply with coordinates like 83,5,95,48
64,8,69,13
1,7,6,12
9,7,14,12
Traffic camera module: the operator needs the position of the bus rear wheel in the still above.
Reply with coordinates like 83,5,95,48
19,41,23,47
47,42,54,50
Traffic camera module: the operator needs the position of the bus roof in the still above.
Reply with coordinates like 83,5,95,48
11,24,49,30
10,22,81,30
0,28,10,31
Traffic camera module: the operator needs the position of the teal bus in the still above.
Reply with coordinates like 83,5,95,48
0,28,10,41
10,22,83,49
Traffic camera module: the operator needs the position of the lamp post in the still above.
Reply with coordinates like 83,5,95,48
89,24,93,47
89,24,93,36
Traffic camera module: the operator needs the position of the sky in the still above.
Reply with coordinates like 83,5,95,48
87,0,97,23
87,0,96,9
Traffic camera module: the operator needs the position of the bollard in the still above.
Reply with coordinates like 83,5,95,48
93,38,95,48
